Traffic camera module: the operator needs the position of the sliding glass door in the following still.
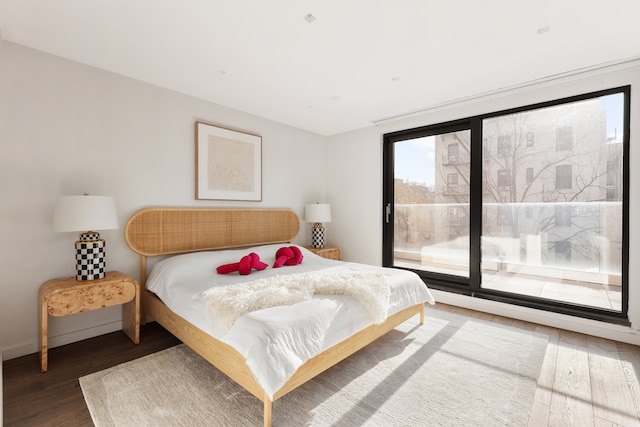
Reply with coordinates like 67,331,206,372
480,93,625,311
387,127,471,279
383,87,628,323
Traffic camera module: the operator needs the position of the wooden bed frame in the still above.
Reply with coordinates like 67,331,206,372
125,207,425,427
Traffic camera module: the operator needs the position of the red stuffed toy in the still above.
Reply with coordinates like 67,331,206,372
217,252,268,275
273,246,304,268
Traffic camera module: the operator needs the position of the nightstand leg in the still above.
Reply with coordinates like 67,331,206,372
122,283,140,344
39,300,48,372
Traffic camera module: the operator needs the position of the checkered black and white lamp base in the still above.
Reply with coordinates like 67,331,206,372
311,222,326,248
75,232,107,280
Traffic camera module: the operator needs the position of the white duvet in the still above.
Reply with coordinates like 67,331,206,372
146,244,435,399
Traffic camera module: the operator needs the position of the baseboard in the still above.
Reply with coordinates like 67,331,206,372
2,320,123,361
432,289,640,345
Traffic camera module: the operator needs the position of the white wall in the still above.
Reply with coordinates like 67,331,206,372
327,60,640,345
0,41,328,360
2,38,639,361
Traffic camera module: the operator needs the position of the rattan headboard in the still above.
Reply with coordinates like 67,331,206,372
125,207,300,286
125,207,300,256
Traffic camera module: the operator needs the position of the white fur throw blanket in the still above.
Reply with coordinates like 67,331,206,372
203,272,390,334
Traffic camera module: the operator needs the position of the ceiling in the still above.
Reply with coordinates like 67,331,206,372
2,1,640,136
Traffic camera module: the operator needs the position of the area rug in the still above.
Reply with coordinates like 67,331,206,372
80,308,549,426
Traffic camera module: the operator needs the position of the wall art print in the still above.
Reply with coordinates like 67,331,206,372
195,121,262,201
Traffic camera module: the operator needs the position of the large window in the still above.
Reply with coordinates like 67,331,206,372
387,126,471,278
383,87,629,324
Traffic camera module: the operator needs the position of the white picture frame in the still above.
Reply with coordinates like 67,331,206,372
195,122,262,201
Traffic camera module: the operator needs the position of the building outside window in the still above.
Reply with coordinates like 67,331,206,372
498,135,511,157
385,87,627,322
448,143,459,163
556,126,573,151
497,169,511,190
555,205,572,226
447,173,458,193
526,132,535,147
556,165,572,189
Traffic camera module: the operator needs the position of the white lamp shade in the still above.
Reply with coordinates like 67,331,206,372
53,195,119,232
305,203,332,223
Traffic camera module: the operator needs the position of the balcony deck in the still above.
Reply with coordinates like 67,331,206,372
394,257,622,311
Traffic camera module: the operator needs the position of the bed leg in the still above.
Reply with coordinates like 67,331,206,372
264,396,272,427
140,255,147,325
420,304,425,325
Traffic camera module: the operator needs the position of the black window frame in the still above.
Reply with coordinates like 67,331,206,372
383,86,630,325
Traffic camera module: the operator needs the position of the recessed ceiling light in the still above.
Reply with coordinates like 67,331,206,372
391,76,401,82
537,25,551,35
303,13,316,23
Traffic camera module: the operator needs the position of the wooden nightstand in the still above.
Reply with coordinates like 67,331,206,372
305,246,341,260
38,271,140,372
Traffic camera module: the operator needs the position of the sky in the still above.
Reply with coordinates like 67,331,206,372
394,136,435,186
600,92,624,141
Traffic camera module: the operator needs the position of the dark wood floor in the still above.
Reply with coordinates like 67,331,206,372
3,322,180,427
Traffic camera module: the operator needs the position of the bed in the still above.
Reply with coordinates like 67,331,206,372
124,207,434,427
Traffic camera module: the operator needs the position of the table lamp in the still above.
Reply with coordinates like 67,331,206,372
53,194,119,280
305,203,331,248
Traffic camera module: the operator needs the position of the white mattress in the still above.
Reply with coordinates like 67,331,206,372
146,244,435,399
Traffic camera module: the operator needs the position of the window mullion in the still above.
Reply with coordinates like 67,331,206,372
469,118,482,290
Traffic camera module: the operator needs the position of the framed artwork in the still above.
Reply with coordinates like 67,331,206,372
195,121,262,201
